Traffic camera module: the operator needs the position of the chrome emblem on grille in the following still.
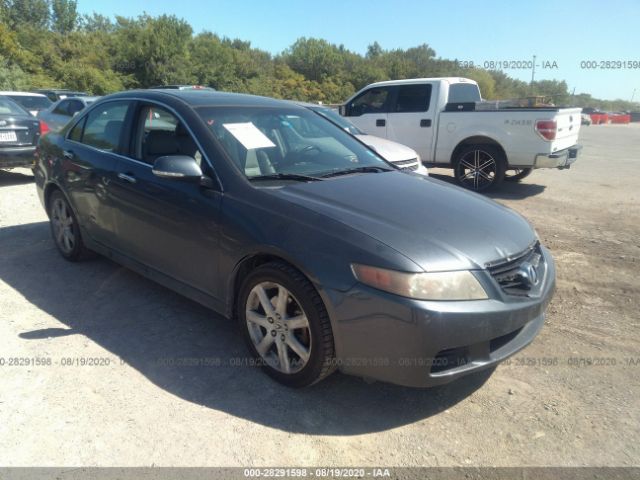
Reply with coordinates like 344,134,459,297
518,261,539,288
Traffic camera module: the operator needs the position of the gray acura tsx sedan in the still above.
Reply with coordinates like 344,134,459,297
35,89,555,388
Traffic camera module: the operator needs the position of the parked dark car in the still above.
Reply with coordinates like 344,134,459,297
33,89,89,102
0,96,48,170
35,90,555,388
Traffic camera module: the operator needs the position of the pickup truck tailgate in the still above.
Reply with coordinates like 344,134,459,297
551,108,582,152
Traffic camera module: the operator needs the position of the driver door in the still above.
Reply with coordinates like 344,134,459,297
342,87,392,138
109,102,223,298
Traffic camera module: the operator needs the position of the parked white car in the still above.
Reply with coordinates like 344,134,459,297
341,77,582,190
0,91,52,116
301,103,428,175
38,96,100,132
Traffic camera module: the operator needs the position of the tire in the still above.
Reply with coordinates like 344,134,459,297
237,261,336,387
48,190,91,261
504,168,533,182
453,145,506,191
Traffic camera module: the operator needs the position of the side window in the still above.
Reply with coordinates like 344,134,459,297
348,87,392,116
394,84,432,113
68,116,86,142
134,105,202,166
448,84,481,103
53,100,70,116
80,101,130,152
67,100,84,116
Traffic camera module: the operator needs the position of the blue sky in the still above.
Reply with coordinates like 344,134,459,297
78,0,640,101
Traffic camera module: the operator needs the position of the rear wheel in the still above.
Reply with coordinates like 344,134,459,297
504,168,533,182
48,190,91,261
453,145,506,191
238,261,336,387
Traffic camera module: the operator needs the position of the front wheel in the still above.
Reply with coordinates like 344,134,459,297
453,145,506,191
504,168,533,182
238,261,336,387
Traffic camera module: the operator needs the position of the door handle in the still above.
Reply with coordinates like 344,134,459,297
376,119,386,127
63,150,74,160
420,119,432,127
117,172,137,184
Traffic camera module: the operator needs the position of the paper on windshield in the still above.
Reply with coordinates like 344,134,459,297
222,122,276,150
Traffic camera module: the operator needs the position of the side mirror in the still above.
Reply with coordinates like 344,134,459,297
339,104,347,116
152,155,203,182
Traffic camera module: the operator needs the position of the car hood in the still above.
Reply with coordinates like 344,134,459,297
355,134,418,162
270,172,536,271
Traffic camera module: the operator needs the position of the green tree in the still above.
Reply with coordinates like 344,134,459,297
3,0,49,29
0,55,30,89
51,0,77,34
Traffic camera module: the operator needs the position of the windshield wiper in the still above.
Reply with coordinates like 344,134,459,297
249,173,323,182
320,166,393,178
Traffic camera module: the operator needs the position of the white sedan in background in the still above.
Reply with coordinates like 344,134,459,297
300,103,428,175
38,96,100,132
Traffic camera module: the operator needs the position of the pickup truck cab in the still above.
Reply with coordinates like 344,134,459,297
341,77,582,190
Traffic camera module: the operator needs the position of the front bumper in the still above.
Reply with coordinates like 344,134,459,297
0,146,37,169
534,144,581,170
325,247,555,388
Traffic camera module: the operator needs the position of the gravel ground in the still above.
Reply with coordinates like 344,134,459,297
0,124,638,467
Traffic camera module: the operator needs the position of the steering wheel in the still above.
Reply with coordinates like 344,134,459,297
300,145,322,155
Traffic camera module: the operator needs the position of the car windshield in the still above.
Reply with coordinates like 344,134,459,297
8,95,52,111
197,106,391,180
309,106,364,135
0,97,30,115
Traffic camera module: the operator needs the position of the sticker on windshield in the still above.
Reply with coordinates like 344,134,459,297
222,122,276,150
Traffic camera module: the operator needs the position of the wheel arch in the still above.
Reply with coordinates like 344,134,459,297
450,136,508,166
226,250,321,320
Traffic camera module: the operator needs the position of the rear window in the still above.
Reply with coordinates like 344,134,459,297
0,97,29,115
448,83,482,103
7,95,52,111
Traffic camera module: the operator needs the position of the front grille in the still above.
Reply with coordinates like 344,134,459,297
487,242,544,296
394,158,419,171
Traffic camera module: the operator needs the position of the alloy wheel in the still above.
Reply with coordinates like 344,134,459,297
245,281,312,374
51,197,75,254
457,149,497,190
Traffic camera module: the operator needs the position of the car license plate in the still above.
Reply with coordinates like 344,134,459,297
0,131,18,142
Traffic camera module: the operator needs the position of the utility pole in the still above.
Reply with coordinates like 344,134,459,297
530,55,536,94
632,89,637,102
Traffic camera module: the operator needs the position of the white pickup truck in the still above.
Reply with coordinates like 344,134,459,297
341,77,582,190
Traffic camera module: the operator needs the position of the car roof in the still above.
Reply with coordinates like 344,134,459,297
364,77,479,88
110,89,307,109
36,89,84,93
0,91,48,97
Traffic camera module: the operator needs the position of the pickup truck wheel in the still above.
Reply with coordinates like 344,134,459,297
453,145,506,191
504,168,533,182
238,261,336,387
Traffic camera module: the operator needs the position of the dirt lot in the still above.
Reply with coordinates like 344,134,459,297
0,124,638,468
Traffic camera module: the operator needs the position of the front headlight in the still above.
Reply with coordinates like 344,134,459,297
351,264,488,301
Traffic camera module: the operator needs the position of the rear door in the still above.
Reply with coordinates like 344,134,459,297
343,86,393,138
386,83,435,162
62,100,134,246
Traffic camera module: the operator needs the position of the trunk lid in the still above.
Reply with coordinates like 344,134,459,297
0,116,40,147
